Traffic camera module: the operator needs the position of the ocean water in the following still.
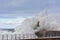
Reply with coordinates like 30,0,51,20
15,11,60,38
0,11,60,39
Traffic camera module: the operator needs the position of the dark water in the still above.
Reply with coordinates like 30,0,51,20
0,29,14,32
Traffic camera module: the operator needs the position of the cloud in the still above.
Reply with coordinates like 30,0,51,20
0,0,59,10
0,0,60,29
0,0,29,9
0,0,60,10
0,17,25,28
0,17,25,24
0,10,40,18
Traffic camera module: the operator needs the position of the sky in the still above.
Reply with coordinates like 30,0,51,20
0,0,60,29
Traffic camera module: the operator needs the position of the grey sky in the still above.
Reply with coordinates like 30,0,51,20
0,0,60,18
0,0,60,29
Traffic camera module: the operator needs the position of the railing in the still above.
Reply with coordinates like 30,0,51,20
35,31,60,37
0,31,60,40
43,31,60,37
36,31,60,39
0,33,38,40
